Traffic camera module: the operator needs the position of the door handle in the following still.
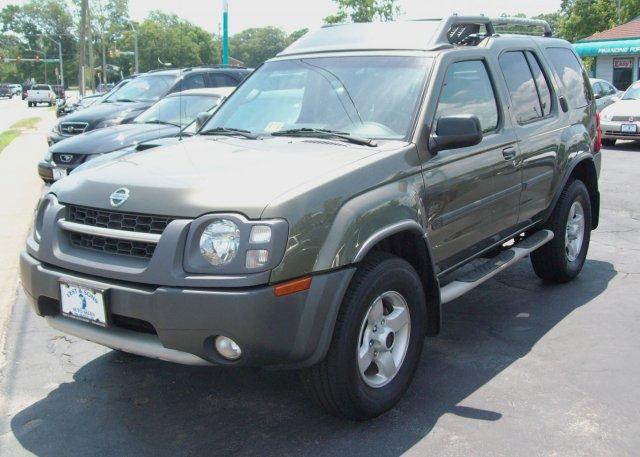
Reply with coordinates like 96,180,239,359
502,147,517,161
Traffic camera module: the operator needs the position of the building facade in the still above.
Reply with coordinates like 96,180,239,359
575,19,640,90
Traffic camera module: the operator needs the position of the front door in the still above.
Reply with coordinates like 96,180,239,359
422,58,520,270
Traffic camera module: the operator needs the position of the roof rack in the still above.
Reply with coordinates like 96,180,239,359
428,15,553,49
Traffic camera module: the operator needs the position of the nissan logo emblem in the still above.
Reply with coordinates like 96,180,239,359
109,187,130,207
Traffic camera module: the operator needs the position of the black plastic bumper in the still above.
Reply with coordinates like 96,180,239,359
20,251,355,368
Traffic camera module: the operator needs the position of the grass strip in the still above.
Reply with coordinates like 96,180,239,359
0,117,41,155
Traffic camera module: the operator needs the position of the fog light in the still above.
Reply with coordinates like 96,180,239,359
215,335,242,360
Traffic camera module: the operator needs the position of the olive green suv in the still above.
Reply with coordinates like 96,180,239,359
21,16,601,420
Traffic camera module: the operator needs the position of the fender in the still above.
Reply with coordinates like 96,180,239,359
543,152,600,228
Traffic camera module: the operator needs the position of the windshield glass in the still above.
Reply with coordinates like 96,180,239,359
623,85,640,100
202,56,431,140
135,94,221,127
105,74,175,103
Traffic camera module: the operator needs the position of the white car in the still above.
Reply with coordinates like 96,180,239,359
27,84,56,107
10,84,22,96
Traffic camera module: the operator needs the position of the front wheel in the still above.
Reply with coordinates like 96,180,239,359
301,252,427,420
531,179,592,283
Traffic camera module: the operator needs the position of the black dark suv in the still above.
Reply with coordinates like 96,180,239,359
49,66,251,144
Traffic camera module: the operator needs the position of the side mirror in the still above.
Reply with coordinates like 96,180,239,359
594,93,603,100
429,115,483,154
195,112,210,130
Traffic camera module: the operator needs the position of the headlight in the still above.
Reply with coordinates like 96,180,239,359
602,111,613,121
199,219,241,266
184,214,288,275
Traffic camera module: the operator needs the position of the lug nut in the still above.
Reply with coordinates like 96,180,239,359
374,351,379,357
369,340,373,347
373,326,378,333
381,319,386,325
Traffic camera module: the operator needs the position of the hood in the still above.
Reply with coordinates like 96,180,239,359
50,123,179,155
55,101,151,130
602,99,640,118
52,136,388,219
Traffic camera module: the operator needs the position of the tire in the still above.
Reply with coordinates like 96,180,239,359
531,179,592,283
602,139,616,147
301,252,427,420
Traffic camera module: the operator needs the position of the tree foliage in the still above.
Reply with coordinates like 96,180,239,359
325,0,400,24
557,0,640,42
230,27,308,67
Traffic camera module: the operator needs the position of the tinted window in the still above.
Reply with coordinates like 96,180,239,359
105,74,175,103
526,51,553,117
435,60,498,133
500,52,542,123
546,47,592,109
212,74,239,87
179,74,206,91
603,82,617,95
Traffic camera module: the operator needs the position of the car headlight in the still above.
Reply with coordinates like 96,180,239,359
199,219,241,266
602,111,613,121
184,214,288,275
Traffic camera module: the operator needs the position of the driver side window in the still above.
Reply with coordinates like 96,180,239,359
434,60,499,134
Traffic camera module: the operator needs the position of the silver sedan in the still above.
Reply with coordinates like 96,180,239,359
600,82,640,146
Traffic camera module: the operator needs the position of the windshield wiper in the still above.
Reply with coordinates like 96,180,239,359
199,127,258,139
115,98,136,103
271,128,377,147
145,120,181,127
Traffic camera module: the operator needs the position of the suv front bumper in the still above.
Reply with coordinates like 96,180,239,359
20,251,354,368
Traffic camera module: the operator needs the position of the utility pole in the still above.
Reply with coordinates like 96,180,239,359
101,32,107,84
88,3,95,92
130,22,139,73
78,0,88,95
222,0,229,65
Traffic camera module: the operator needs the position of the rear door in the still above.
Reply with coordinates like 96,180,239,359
422,57,520,269
498,49,563,224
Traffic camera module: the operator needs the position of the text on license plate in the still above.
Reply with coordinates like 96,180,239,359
622,124,637,133
60,282,108,327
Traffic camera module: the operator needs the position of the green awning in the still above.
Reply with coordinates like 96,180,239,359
574,39,640,57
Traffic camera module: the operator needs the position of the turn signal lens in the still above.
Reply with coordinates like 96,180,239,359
246,249,269,269
274,277,312,297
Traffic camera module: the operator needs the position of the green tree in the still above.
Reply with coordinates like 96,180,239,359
230,26,289,67
557,0,618,42
325,0,400,24
135,11,218,72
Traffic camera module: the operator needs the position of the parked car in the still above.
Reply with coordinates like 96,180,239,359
600,80,640,146
22,17,601,420
56,77,138,119
590,78,621,111
21,83,32,100
50,85,66,100
27,84,56,106
48,67,251,144
40,87,233,182
9,84,22,96
0,84,13,99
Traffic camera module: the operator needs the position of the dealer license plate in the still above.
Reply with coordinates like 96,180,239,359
60,282,108,327
52,168,68,181
621,124,637,134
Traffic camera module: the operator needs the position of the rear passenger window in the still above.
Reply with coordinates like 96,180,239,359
179,74,206,91
434,60,499,133
212,74,239,87
526,51,553,117
546,47,592,109
499,51,553,123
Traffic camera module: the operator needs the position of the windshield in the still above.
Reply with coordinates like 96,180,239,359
623,85,640,100
202,56,431,140
105,74,175,103
135,94,221,127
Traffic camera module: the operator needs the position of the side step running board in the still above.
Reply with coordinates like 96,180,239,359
440,229,554,304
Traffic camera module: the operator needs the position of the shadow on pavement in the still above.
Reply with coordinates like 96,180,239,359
10,259,616,456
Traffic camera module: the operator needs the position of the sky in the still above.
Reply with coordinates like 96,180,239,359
0,0,563,34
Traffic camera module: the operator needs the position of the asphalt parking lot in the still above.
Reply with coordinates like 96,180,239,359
0,142,639,456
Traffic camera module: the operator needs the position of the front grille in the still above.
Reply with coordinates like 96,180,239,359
59,122,89,135
69,232,157,259
604,130,640,137
68,205,173,234
53,153,85,165
66,205,174,259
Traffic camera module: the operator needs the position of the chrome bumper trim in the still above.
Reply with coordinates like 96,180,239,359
57,219,161,244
